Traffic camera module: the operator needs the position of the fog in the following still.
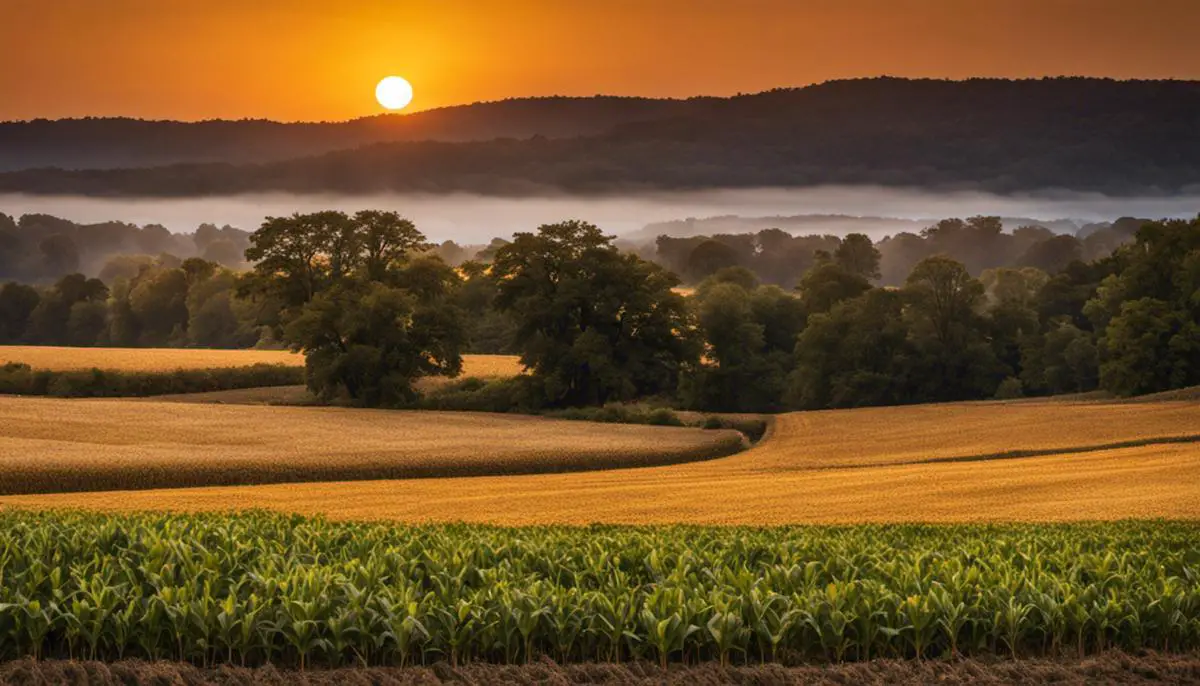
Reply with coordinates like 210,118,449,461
4,187,1200,243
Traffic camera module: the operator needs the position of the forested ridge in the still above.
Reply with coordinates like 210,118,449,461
2,207,1197,412
3,78,1200,194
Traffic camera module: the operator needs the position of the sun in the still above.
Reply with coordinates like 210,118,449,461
375,76,414,111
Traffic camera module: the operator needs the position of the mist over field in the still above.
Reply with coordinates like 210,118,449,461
5,186,1200,243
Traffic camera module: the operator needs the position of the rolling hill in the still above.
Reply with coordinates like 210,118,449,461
3,77,1200,195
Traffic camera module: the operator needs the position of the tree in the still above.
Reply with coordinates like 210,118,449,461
684,240,742,283
24,274,108,345
903,255,1001,400
1018,235,1083,274
1020,322,1098,395
493,220,697,407
285,280,465,405
1100,298,1196,395
245,210,465,405
1085,217,1200,396
981,267,1047,377
788,289,913,409
0,282,39,343
354,210,428,282
38,234,80,276
127,268,190,346
186,270,259,348
796,261,871,315
66,300,109,346
682,280,804,412
834,233,881,280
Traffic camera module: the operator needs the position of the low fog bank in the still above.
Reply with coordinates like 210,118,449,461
4,187,1200,244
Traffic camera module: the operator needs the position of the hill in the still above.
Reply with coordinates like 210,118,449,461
0,96,699,171
3,77,1200,195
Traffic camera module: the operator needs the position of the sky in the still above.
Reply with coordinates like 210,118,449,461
4,0,1200,122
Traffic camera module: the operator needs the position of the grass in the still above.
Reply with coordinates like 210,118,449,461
2,396,1197,524
0,396,746,494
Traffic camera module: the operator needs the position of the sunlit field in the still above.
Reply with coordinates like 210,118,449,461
0,345,522,379
0,396,744,494
3,397,1196,524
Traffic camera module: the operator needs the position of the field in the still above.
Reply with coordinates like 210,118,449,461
0,345,522,380
4,397,1196,524
0,396,746,494
0,512,1195,670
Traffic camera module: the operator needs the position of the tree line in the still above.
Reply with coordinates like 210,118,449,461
653,216,1143,288
1,210,1197,411
0,212,250,283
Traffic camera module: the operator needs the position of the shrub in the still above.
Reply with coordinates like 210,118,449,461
0,363,302,397
994,376,1025,400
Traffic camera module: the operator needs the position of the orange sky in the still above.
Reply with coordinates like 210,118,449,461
4,0,1200,122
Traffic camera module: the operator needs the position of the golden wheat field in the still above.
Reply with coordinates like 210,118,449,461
2,396,1196,524
0,396,745,494
0,345,523,378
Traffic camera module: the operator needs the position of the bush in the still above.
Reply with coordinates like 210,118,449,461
0,363,303,398
415,376,537,413
545,404,684,427
994,376,1025,400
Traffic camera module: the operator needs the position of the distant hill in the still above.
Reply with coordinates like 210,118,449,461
4,77,1200,195
0,96,701,171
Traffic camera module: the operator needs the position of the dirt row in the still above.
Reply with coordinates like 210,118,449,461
2,652,1197,685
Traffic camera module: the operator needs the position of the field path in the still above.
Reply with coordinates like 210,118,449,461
2,398,1196,524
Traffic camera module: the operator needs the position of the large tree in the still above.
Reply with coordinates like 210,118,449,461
492,220,697,407
903,255,1002,400
245,210,463,405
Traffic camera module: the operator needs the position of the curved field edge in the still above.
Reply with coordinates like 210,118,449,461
2,652,1198,685
0,397,748,495
4,398,1195,525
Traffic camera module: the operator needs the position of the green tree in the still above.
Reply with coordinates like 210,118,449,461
903,255,1002,400
493,220,697,407
788,289,913,409
1085,217,1200,396
129,268,190,346
245,210,465,405
796,261,871,315
0,282,39,343
25,274,108,344
682,279,803,412
834,233,881,280
285,279,465,405
684,240,742,283
1100,298,1197,396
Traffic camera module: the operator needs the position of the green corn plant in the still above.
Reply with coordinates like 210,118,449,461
705,598,749,667
931,586,969,657
640,587,701,669
898,594,937,660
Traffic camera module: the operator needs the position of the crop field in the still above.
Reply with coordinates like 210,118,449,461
0,345,522,379
0,512,1195,668
0,345,302,371
0,396,745,494
5,397,1196,524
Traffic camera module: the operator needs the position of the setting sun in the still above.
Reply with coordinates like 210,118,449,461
375,76,413,111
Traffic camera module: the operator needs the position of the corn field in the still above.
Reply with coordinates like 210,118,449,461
0,512,1196,668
